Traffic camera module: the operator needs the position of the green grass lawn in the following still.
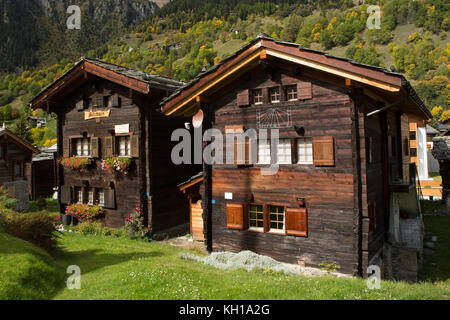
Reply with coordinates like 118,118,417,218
422,216,450,287
0,229,63,300
2,216,450,300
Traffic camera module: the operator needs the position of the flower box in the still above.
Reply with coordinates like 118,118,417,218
59,156,92,172
102,157,132,175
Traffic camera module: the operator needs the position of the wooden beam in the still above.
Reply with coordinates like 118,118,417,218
164,49,262,115
265,48,401,92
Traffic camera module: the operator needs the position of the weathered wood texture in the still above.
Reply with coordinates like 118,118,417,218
31,159,56,200
54,78,194,230
0,137,33,188
205,66,358,274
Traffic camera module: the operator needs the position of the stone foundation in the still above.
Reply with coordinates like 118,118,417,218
3,180,30,212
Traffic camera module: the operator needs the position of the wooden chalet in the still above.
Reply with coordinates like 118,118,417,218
30,59,196,231
162,36,432,277
0,128,39,194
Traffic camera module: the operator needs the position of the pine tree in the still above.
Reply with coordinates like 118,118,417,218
11,114,32,144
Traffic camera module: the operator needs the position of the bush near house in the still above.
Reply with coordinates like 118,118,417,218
0,211,60,253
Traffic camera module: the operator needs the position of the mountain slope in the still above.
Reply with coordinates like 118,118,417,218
0,0,166,71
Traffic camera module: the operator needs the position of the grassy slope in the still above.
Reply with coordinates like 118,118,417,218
422,215,450,287
0,229,63,300
52,230,450,300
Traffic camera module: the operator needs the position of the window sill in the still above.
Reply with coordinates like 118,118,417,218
248,228,264,233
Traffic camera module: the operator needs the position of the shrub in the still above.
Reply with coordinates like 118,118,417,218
1,212,60,253
124,203,149,239
77,221,103,236
76,221,126,238
66,204,104,222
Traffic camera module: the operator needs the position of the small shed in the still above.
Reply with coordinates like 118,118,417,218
178,172,204,241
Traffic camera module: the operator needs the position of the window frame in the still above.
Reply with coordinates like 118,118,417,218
14,161,23,179
286,85,298,101
297,137,313,165
252,89,263,105
72,137,91,157
248,204,264,232
269,87,281,104
268,205,286,234
257,139,271,165
116,135,132,157
277,139,292,165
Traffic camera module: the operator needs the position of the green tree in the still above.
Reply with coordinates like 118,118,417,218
11,114,32,144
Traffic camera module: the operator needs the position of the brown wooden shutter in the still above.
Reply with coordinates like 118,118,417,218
60,185,72,204
297,81,312,100
131,135,139,158
63,138,70,157
91,137,100,158
104,189,116,209
286,207,308,237
111,94,121,108
226,203,244,230
104,136,113,157
313,136,335,166
237,89,250,107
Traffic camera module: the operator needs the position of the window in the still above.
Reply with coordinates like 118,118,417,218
270,87,281,103
75,138,90,157
249,204,264,230
14,162,23,178
297,138,313,164
253,89,263,104
0,145,4,160
104,96,111,108
269,205,285,232
258,139,271,164
286,85,298,101
88,190,94,205
277,139,291,164
409,131,416,140
98,190,105,207
75,187,83,204
117,136,131,157
410,148,417,157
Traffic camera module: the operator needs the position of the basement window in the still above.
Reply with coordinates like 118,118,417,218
269,205,285,233
249,204,264,230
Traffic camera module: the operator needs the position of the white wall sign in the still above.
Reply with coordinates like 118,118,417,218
115,124,130,134
225,192,233,200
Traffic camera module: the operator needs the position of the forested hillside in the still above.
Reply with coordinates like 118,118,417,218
0,0,449,146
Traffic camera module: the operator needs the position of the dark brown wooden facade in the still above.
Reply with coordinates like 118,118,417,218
31,59,195,231
162,37,431,276
0,129,39,195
